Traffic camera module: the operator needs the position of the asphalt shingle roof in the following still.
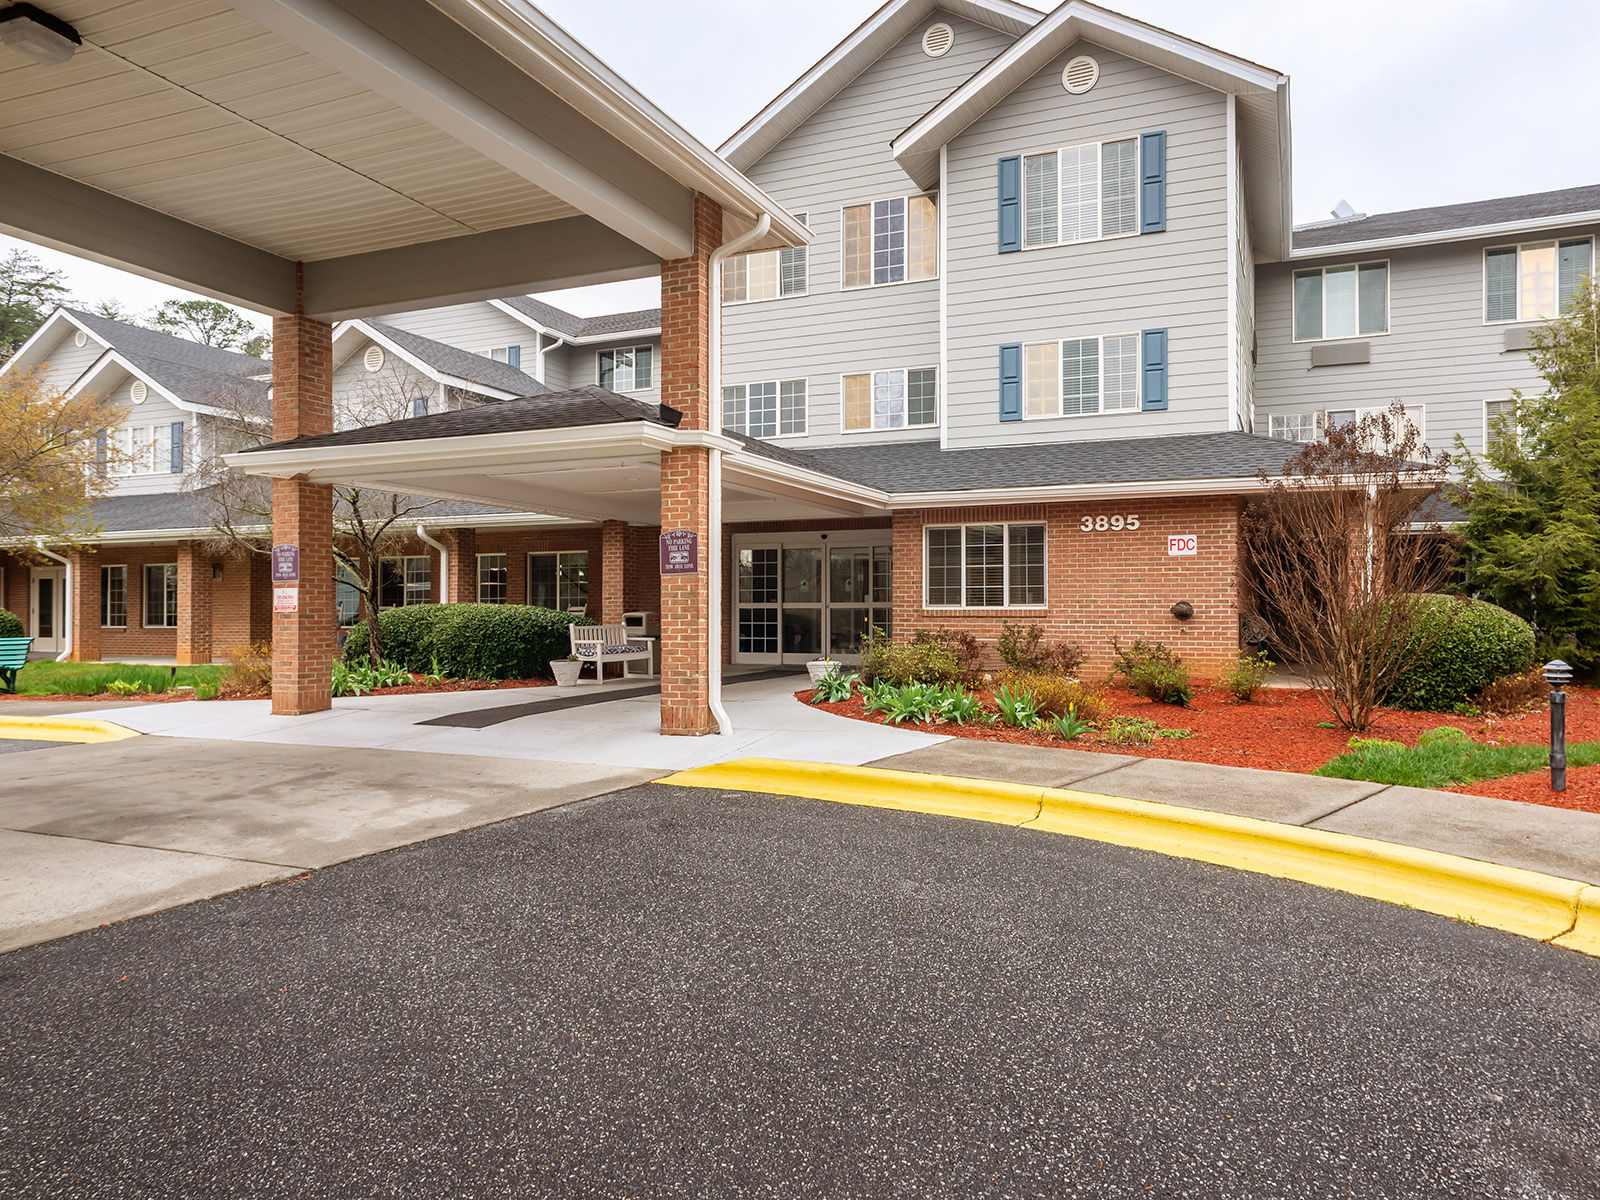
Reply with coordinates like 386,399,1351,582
1293,183,1600,251
499,296,660,340
66,308,271,416
238,386,675,455
363,321,551,398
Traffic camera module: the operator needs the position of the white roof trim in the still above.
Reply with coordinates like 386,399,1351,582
719,0,1043,171
890,0,1293,257
0,308,108,379
333,320,526,401
1291,209,1600,259
63,350,245,418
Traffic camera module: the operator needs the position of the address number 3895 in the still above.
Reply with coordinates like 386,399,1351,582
1079,514,1140,532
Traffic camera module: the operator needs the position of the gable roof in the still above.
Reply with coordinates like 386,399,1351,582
1292,183,1600,256
492,296,660,342
56,308,271,417
356,320,552,398
891,0,1293,258
719,0,1043,172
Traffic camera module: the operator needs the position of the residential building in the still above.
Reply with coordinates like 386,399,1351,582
4,0,1594,695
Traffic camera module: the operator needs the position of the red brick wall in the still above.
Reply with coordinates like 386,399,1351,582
212,551,270,653
890,496,1244,674
1,551,30,632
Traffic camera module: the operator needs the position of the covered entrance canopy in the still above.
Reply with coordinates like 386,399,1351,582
0,0,806,731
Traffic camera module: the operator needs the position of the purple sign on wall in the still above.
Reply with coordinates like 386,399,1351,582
659,529,699,576
270,544,300,583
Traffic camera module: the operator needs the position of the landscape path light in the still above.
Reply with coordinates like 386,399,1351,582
1544,659,1572,793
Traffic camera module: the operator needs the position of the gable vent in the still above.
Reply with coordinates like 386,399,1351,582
921,22,954,58
1062,55,1099,94
363,345,385,372
130,380,148,404
74,329,87,347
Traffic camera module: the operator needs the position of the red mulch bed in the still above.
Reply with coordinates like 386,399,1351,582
12,677,554,703
803,684,1600,814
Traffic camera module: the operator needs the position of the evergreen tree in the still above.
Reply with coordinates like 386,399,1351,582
0,248,70,361
150,298,268,356
1456,274,1600,669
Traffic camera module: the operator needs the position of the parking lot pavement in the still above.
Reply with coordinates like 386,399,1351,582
4,783,1598,1199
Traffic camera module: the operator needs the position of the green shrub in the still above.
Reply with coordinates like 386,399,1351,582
1110,639,1193,706
998,671,1110,723
858,627,968,687
1384,595,1537,712
342,604,594,680
996,622,1085,676
0,608,22,638
1219,650,1273,701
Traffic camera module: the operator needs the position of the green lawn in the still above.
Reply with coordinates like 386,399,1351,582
11,661,229,697
1314,727,1600,789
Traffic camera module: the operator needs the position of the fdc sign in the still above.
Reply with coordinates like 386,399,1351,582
1167,534,1198,556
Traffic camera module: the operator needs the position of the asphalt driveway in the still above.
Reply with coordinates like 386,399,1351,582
3,783,1598,1199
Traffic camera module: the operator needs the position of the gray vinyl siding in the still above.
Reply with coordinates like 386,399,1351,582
720,11,1016,448
1233,112,1254,433
379,302,538,362
103,373,190,497
29,324,108,392
943,43,1233,449
331,339,445,425
551,338,661,403
1252,223,1600,460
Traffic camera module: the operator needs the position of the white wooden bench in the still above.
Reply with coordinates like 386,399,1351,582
569,623,655,685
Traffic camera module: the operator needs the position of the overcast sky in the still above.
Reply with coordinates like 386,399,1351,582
6,0,1596,321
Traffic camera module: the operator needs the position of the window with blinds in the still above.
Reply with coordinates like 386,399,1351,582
924,523,1045,608
1022,138,1138,247
1485,239,1593,322
1022,334,1139,417
1293,262,1388,341
842,196,936,288
722,214,809,303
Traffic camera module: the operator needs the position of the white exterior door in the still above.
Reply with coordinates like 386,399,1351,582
733,532,892,666
29,568,66,654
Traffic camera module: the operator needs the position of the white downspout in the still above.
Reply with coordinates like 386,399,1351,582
706,212,772,736
34,539,72,663
417,524,449,604
535,331,566,384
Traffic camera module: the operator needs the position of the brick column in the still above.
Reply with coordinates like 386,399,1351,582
657,194,721,736
175,541,213,665
448,529,477,603
271,302,336,716
68,549,100,663
600,520,627,625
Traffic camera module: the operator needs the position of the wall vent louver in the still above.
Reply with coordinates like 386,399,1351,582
1062,55,1099,94
364,345,385,372
922,22,954,57
130,380,148,404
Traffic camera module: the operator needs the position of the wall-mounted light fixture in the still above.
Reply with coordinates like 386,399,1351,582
1170,601,1194,621
0,4,82,65
211,563,224,582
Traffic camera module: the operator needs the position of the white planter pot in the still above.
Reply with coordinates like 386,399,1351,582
552,660,583,688
806,660,838,684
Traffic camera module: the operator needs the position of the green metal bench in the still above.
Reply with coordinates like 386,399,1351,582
0,636,34,694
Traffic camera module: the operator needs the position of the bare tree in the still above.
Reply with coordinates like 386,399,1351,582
188,366,446,666
1239,404,1458,730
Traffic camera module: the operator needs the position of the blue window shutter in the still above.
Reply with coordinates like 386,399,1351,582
412,396,429,418
1139,131,1167,234
1141,329,1168,411
506,344,521,368
999,343,1023,422
169,421,183,472
96,430,107,474
997,156,1022,253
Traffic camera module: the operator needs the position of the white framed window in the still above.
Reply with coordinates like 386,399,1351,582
378,556,431,609
1021,138,1138,249
841,367,938,433
724,379,807,439
1293,261,1388,341
100,565,127,628
113,423,175,476
1022,333,1138,418
143,563,177,628
924,523,1046,609
483,344,521,367
1326,404,1426,447
598,345,654,391
1485,239,1593,323
528,551,588,612
723,214,808,303
1267,412,1322,443
842,195,936,288
477,553,507,604
1483,398,1520,453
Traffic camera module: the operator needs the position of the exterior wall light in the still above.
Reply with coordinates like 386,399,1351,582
1170,601,1194,621
0,4,82,65
1544,659,1572,792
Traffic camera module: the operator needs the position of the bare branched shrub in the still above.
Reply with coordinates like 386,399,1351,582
1239,404,1459,730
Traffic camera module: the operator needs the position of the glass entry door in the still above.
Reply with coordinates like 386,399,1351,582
735,539,892,665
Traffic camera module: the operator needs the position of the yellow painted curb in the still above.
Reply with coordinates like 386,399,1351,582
1555,886,1600,956
0,714,140,743
661,758,1595,956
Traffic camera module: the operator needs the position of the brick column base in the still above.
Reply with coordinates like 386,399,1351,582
69,549,100,663
175,542,213,665
600,520,627,625
659,448,713,735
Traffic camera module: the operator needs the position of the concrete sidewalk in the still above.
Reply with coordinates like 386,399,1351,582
868,740,1600,885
